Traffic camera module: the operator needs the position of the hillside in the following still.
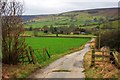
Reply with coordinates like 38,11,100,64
24,7,120,29
22,15,39,21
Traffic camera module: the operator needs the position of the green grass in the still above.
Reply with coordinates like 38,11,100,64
24,8,119,29
27,20,55,28
24,31,48,36
24,31,33,36
26,37,90,66
26,37,90,53
24,12,105,28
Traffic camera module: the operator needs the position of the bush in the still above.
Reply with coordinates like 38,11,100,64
1,1,30,64
96,30,120,51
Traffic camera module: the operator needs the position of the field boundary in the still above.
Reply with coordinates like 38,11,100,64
21,36,94,38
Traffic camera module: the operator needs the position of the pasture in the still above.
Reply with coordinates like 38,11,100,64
26,37,90,65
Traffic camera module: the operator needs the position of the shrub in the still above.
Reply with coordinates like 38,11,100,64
96,30,120,51
1,1,30,64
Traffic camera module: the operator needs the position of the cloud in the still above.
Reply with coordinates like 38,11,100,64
22,0,119,15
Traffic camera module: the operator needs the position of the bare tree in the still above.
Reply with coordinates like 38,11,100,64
0,0,3,79
1,0,28,64
0,0,2,60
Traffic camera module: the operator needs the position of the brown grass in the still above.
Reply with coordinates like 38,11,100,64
2,63,41,78
84,50,120,78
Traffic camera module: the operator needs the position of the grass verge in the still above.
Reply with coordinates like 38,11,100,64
2,63,40,78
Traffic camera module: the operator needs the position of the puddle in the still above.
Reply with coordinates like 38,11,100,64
52,69,71,72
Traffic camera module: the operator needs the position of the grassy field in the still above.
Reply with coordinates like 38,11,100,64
24,8,119,29
25,16,100,28
26,37,90,66
24,10,103,28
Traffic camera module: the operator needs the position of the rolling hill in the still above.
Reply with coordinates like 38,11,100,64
23,7,120,29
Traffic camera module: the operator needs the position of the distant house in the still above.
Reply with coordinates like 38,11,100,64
81,32,86,34
33,28,44,31
72,31,80,35
39,28,44,31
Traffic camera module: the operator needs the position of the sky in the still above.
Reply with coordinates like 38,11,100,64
20,0,120,15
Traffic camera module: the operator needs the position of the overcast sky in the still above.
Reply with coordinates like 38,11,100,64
22,0,119,15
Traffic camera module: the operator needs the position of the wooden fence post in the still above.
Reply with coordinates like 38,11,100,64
102,51,104,62
43,48,46,61
21,52,24,64
25,49,31,63
112,51,120,68
91,49,95,67
44,48,50,58
43,48,50,61
29,46,36,64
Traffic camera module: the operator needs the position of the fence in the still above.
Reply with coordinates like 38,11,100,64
111,51,120,68
91,49,120,68
19,46,36,64
19,46,50,64
32,48,51,63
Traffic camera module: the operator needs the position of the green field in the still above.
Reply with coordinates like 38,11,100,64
26,37,90,65
24,11,104,28
24,8,119,29
25,15,100,28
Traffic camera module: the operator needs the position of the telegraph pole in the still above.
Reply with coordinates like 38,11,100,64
98,24,101,50
98,18,103,50
118,3,120,52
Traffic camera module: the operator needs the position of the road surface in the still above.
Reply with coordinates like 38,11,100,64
29,40,93,78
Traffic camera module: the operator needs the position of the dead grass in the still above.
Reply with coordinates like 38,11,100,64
2,63,41,78
84,50,120,78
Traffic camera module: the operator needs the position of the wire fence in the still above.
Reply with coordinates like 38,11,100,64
19,46,51,64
